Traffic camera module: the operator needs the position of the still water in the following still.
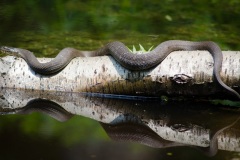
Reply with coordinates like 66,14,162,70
0,0,240,160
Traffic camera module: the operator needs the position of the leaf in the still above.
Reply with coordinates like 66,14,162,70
139,44,146,52
129,44,154,54
132,45,136,53
165,15,172,21
127,46,132,52
148,45,154,52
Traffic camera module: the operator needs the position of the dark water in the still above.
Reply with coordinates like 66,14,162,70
0,0,240,160
1,89,240,160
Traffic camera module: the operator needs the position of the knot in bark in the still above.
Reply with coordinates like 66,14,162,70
171,74,193,84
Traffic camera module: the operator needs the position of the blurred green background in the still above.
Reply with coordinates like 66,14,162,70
1,0,240,56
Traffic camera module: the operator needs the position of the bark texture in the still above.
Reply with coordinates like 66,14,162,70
0,51,240,98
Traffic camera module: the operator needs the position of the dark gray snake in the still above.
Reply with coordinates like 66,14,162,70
0,40,239,98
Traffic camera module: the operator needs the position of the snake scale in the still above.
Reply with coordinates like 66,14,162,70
0,40,239,99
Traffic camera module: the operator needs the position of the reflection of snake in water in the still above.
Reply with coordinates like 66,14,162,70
17,99,238,157
1,40,239,98
16,99,73,122
2,98,239,156
101,115,240,157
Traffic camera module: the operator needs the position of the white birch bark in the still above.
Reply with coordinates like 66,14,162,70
1,51,240,98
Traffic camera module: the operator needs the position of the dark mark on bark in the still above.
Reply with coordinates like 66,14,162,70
102,64,105,72
171,74,193,84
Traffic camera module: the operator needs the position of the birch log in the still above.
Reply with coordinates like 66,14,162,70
0,51,240,98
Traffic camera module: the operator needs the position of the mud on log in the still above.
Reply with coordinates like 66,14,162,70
0,51,240,98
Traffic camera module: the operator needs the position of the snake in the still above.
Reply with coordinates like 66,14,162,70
0,40,239,99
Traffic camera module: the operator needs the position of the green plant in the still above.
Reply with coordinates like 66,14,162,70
128,44,154,54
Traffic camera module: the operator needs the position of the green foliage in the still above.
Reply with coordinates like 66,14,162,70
0,0,240,52
128,44,154,54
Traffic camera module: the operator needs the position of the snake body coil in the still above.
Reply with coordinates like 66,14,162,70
1,40,239,98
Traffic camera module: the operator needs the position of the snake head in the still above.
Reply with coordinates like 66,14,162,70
0,46,22,57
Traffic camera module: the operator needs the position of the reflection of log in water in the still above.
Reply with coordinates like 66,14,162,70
0,88,240,156
100,116,240,156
